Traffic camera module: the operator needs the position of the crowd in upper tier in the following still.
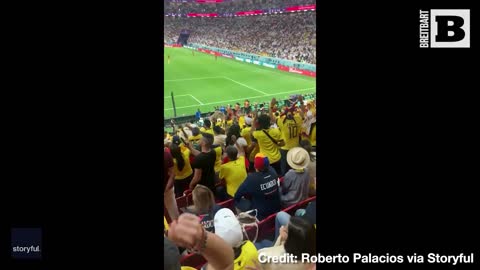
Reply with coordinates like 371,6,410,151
164,0,316,14
164,12,316,64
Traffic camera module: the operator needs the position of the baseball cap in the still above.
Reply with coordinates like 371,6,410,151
172,135,181,145
254,153,270,171
214,208,243,248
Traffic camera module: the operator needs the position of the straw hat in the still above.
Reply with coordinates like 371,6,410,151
287,147,310,170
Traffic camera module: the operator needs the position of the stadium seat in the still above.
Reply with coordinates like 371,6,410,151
282,196,316,216
243,212,277,242
217,198,235,212
180,253,207,270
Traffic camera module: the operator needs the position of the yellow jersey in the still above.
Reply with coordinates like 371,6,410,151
310,123,316,147
164,216,169,232
252,128,282,164
241,127,252,146
200,127,214,135
188,134,202,143
277,114,303,150
219,156,247,197
234,241,258,270
213,145,223,173
238,116,245,129
173,148,193,180
226,119,233,130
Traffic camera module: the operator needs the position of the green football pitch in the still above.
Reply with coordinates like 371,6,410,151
164,47,316,118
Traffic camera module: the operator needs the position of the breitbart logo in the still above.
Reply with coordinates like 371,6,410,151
419,9,470,48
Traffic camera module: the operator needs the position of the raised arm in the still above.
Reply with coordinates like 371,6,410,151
168,213,234,270
269,97,277,123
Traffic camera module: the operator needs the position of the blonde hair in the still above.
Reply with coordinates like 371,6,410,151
192,185,215,214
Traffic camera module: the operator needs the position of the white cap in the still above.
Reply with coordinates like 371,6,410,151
214,208,243,248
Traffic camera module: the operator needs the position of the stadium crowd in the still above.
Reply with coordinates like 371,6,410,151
164,94,317,270
164,12,316,64
164,0,316,14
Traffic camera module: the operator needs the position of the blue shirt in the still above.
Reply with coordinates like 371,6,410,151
234,167,281,220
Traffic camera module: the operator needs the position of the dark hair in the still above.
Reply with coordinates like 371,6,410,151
284,217,316,258
192,127,200,136
213,125,222,135
226,146,238,161
202,133,214,147
226,124,241,146
204,119,211,128
300,139,315,161
257,114,271,130
170,143,185,171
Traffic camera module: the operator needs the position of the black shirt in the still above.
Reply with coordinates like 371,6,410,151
192,149,216,192
184,204,222,233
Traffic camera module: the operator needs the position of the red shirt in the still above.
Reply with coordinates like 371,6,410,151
164,150,174,192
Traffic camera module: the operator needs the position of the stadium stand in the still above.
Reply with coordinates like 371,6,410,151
164,12,316,64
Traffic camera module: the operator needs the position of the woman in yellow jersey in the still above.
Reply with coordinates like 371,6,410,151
170,141,193,197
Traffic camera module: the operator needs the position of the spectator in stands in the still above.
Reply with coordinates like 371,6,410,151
212,141,224,186
196,108,202,122
234,153,281,220
299,139,316,196
184,184,222,233
271,96,305,176
213,208,259,270
170,138,194,197
251,114,284,176
213,125,227,147
302,100,316,150
201,119,215,135
257,216,316,270
188,133,217,193
218,146,247,201
280,147,310,208
165,148,180,220
254,200,316,250
241,116,258,172
165,11,316,64
227,124,248,158
165,213,234,270
188,126,203,146
244,100,250,114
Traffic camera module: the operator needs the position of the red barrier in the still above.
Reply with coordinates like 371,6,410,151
277,64,316,78
235,10,263,16
164,44,182,48
286,5,316,11
197,48,229,57
187,13,218,17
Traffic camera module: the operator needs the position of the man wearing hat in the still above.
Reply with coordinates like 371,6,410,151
233,153,281,220
280,147,311,208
